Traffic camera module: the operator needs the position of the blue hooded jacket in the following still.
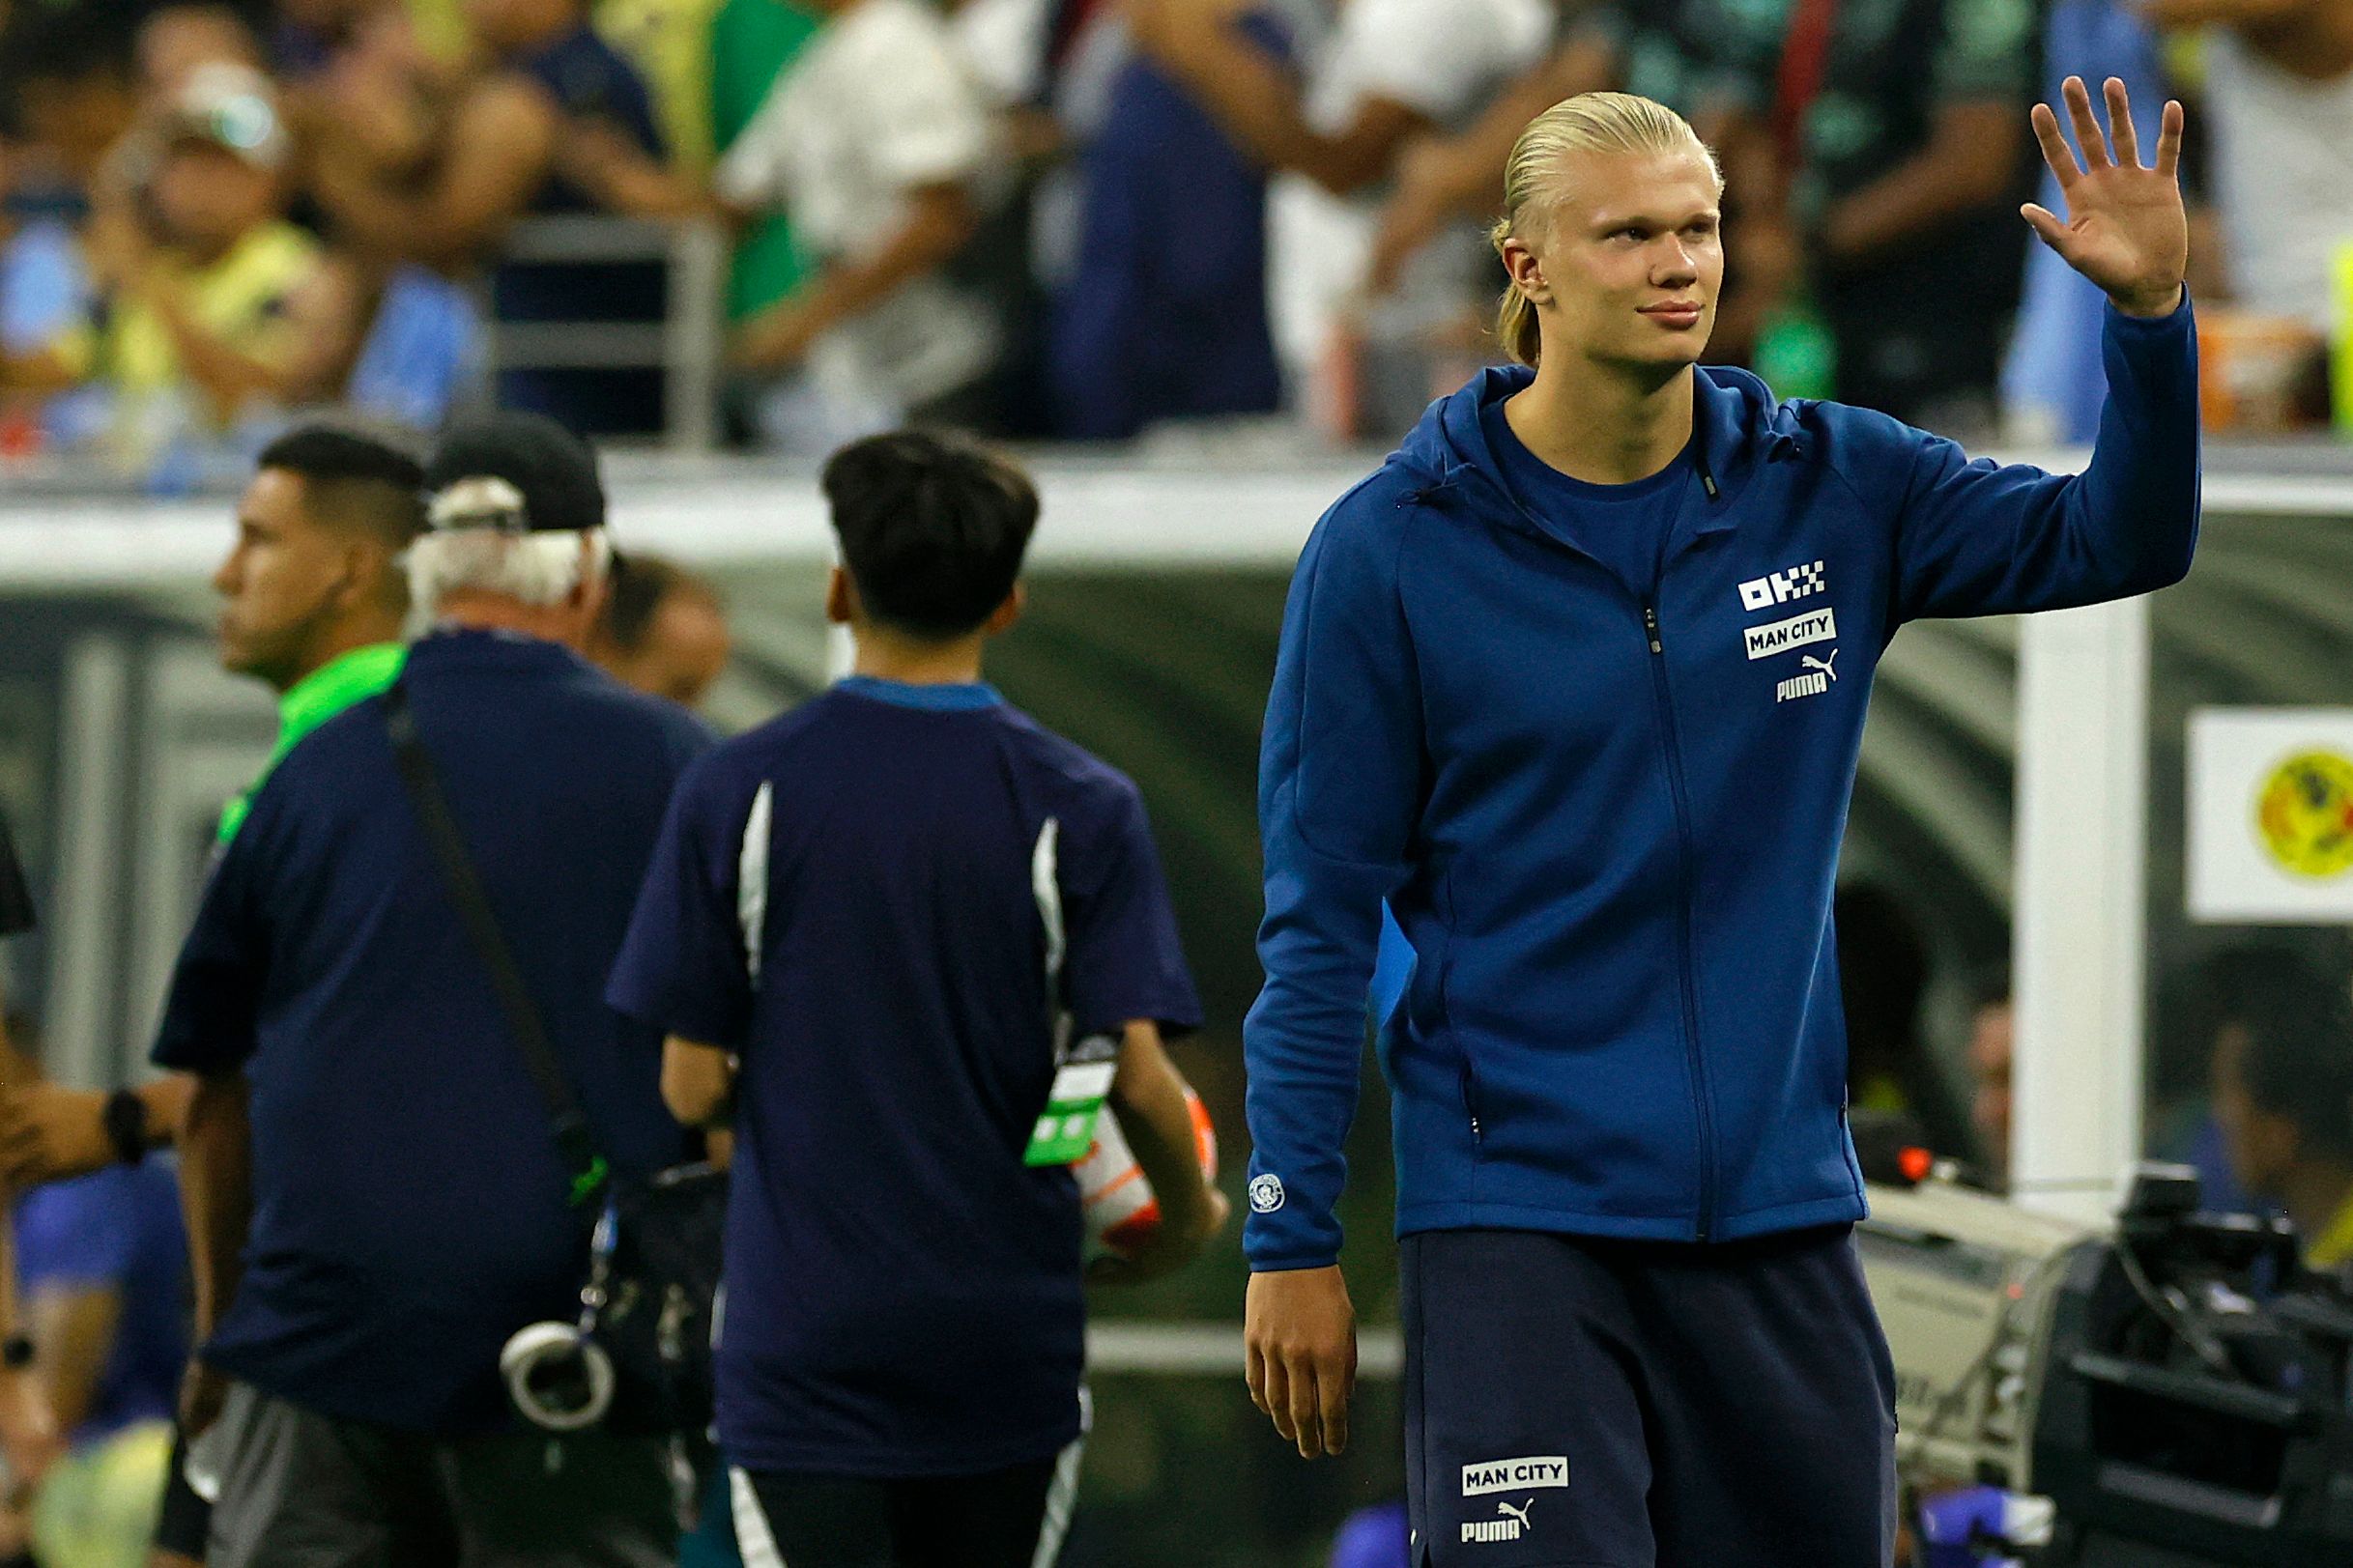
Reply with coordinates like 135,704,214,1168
1243,299,2200,1269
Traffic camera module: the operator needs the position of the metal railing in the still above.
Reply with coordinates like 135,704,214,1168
1087,1320,1402,1379
482,215,728,452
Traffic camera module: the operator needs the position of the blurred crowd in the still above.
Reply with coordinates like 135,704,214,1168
3,0,2352,474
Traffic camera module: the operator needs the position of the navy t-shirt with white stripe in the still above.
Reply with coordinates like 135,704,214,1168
607,675,1201,1476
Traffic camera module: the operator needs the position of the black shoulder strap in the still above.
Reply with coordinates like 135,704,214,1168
385,681,609,1208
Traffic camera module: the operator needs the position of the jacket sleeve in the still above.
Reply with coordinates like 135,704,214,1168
1244,489,1422,1271
1871,294,2200,626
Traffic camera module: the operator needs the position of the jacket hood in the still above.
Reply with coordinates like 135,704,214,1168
1392,363,1803,538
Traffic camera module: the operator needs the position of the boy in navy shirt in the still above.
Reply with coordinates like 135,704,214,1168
609,430,1227,1568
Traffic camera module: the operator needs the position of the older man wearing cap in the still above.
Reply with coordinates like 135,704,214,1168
155,413,709,1568
0,64,361,464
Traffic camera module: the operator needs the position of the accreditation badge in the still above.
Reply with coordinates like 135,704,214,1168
1024,1033,1119,1167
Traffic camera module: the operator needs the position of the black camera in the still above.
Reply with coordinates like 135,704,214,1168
2029,1165,2353,1566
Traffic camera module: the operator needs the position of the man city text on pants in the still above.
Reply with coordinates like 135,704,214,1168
1462,1456,1569,1497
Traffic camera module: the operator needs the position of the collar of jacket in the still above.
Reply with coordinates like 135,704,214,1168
1396,363,1808,544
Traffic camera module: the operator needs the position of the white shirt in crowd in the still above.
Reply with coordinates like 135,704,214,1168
951,0,1053,107
2203,27,2353,335
1270,0,1553,390
718,0,1003,424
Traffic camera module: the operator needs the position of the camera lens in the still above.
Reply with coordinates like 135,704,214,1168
500,1322,614,1432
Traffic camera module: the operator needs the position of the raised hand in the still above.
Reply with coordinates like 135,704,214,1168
2023,76,2188,318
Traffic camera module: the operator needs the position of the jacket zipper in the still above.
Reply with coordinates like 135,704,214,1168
1482,450,1723,1234
1644,602,1717,1242
1461,1057,1483,1147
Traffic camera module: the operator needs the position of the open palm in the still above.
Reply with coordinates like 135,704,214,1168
2023,75,2188,318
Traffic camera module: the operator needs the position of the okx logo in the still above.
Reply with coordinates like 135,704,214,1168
1462,1498,1535,1545
1739,559,1826,612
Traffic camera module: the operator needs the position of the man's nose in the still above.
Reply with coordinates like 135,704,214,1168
1653,239,1699,285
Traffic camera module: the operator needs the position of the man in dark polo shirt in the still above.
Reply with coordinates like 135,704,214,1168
155,413,709,1567
3,423,423,1192
0,423,426,1568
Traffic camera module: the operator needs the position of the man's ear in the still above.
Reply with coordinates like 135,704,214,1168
576,536,606,606
569,536,613,641
982,582,1025,637
328,539,371,612
824,566,856,627
1502,235,1550,305
352,538,407,613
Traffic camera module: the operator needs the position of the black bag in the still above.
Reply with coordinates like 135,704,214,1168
387,680,725,1435
598,1159,728,1433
